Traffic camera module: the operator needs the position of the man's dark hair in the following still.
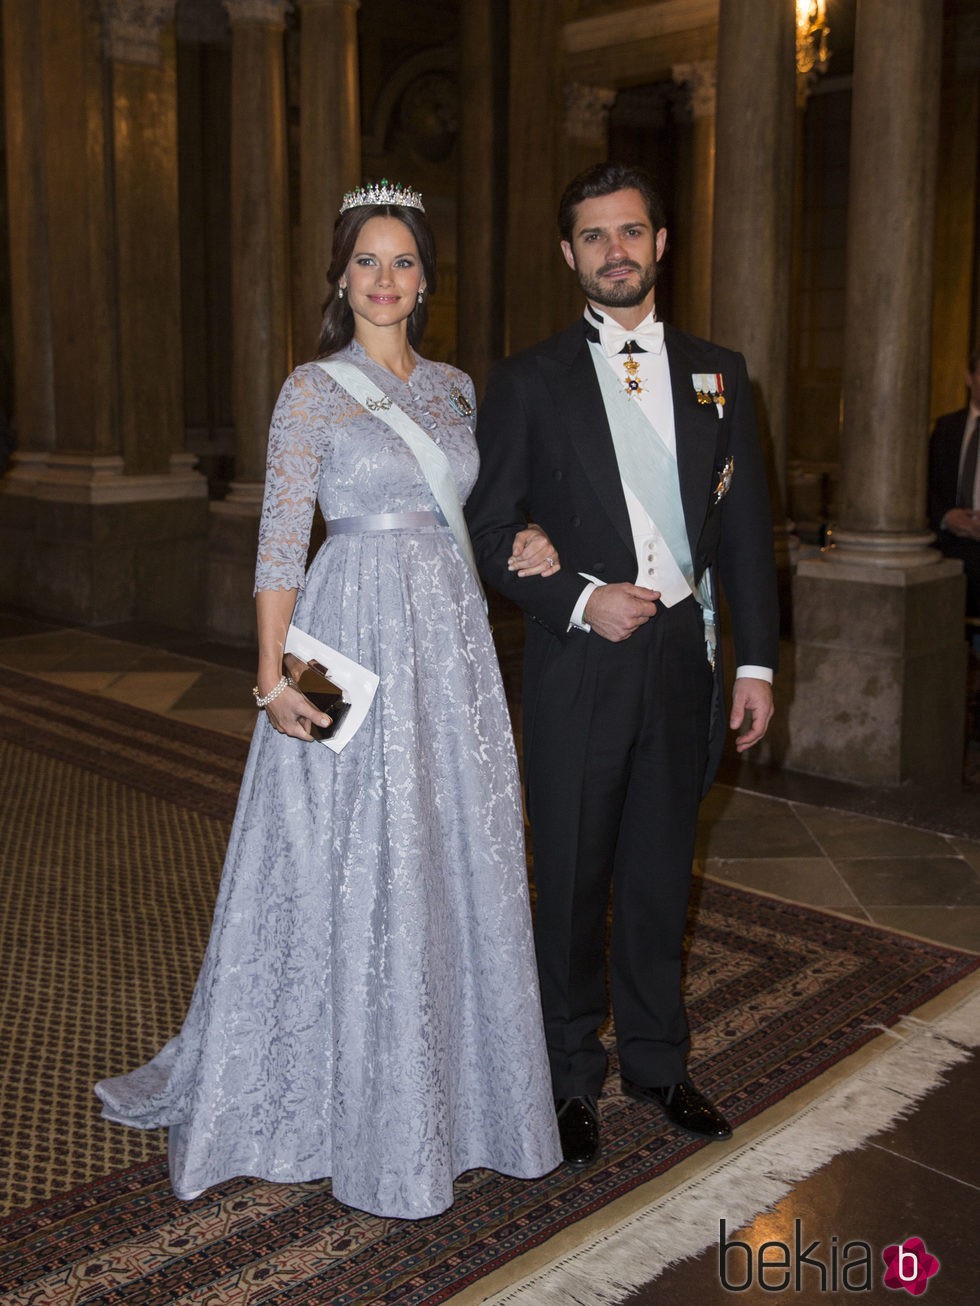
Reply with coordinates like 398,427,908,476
969,346,980,374
557,162,668,243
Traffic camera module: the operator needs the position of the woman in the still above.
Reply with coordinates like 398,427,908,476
96,182,562,1219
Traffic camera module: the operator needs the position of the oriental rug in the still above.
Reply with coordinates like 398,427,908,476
0,667,978,1304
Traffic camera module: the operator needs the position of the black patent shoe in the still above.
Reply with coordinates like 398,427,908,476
555,1095,600,1168
621,1077,733,1140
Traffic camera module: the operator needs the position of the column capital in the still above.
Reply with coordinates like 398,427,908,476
223,0,292,27
100,1,176,67
672,60,717,120
563,83,617,146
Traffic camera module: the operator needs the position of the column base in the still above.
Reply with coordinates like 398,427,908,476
0,460,210,629
207,491,263,644
782,555,968,787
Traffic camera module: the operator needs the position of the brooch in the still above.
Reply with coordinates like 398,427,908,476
692,372,725,418
365,394,392,412
712,456,734,505
449,383,475,418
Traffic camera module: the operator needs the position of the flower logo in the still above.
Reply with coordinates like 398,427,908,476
882,1238,940,1295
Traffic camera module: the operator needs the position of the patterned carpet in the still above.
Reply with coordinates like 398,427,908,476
0,667,977,1303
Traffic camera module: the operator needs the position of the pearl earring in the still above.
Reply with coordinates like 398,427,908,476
417,289,424,305
338,285,345,300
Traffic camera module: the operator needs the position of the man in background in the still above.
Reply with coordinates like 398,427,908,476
928,349,980,625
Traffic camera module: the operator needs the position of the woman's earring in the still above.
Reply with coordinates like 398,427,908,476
338,285,345,300
417,289,424,305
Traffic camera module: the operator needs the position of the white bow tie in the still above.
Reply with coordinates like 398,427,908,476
596,315,664,358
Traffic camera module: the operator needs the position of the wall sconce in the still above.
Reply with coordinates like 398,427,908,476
796,0,831,76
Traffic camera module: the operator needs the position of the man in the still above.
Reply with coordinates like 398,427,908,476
928,349,980,621
465,163,779,1167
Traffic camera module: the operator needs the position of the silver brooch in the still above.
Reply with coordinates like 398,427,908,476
449,384,474,418
365,395,392,412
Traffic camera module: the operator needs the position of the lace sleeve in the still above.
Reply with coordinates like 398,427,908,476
254,367,327,594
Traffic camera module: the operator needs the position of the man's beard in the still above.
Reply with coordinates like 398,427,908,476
577,259,657,309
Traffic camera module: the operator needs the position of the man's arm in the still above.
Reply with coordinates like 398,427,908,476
715,353,780,675
466,362,590,636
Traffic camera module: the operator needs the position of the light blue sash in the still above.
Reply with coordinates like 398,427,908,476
589,343,715,661
316,360,483,599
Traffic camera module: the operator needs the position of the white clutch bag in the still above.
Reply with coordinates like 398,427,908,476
284,624,380,754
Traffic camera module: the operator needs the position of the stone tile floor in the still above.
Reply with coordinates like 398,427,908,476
1,608,977,1304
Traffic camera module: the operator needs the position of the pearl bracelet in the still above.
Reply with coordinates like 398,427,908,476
253,674,292,708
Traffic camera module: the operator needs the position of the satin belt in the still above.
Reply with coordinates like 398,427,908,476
325,509,448,535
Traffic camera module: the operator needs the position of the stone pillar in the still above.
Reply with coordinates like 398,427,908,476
457,0,506,395
671,61,715,340
211,0,291,642
104,0,185,477
560,83,617,325
1,0,208,628
0,0,56,601
786,0,964,786
293,0,360,364
506,0,563,354
563,83,616,181
711,0,796,567
1,0,56,467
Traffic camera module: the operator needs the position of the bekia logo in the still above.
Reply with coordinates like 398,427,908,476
718,1221,941,1295
881,1238,941,1296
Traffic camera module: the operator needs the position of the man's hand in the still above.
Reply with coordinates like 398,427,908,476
943,508,980,540
730,677,774,752
584,583,660,642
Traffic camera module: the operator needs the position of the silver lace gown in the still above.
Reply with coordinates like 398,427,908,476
96,342,561,1219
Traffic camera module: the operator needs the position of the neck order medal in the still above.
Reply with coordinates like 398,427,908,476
623,342,643,398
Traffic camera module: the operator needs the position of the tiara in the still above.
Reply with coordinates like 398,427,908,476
339,179,425,214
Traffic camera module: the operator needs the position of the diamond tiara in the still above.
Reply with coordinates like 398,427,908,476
339,179,425,214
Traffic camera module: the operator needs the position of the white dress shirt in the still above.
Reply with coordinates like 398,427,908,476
571,304,771,683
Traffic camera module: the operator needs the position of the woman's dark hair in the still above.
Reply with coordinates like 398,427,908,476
557,162,668,243
316,204,437,358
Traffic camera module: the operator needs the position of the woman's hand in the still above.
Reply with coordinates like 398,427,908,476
508,524,561,578
262,682,332,741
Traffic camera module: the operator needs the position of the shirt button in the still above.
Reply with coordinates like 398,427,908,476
571,515,581,527
553,469,563,481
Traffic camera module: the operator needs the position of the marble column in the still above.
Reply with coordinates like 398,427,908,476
293,0,360,364
211,0,291,642
506,0,563,354
0,0,55,607
0,0,56,489
671,61,715,340
711,0,796,560
457,0,504,396
786,0,963,786
559,83,617,325
563,83,616,180
1,0,207,628
104,0,185,477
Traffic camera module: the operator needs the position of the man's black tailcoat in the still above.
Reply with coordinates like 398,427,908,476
928,407,979,617
465,317,779,1093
